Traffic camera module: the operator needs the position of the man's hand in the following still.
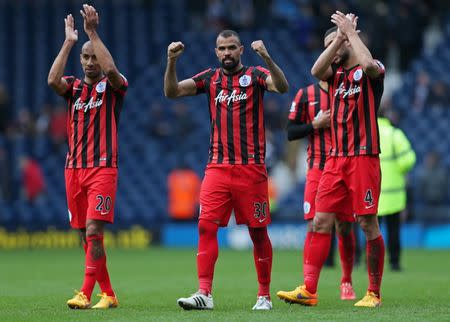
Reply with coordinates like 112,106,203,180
168,42,185,60
64,14,78,43
331,11,358,37
312,110,331,129
80,4,99,35
251,40,270,60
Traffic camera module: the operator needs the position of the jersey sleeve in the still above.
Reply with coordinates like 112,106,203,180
191,68,212,95
254,66,270,90
112,74,129,96
326,63,339,84
62,76,75,99
373,59,386,80
288,88,307,123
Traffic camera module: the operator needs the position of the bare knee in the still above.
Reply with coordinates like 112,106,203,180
313,213,335,233
198,219,218,237
86,220,105,237
357,215,380,240
335,220,352,236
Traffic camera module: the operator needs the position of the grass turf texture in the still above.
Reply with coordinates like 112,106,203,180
1,248,449,321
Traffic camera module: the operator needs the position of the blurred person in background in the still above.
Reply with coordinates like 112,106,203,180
19,156,46,203
48,5,127,310
0,83,11,135
377,104,416,271
168,162,201,221
418,151,449,222
48,104,68,154
165,29,288,310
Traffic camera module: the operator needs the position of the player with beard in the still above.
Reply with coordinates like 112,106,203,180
164,29,288,311
48,5,127,309
291,12,386,308
276,28,357,305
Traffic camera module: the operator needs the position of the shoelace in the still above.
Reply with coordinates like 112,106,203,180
73,290,89,302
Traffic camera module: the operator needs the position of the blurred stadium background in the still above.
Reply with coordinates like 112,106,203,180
0,0,449,251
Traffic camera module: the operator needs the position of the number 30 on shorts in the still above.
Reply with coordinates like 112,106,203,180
253,201,268,222
96,195,112,215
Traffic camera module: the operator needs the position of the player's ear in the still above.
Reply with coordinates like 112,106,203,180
239,45,244,55
215,47,220,59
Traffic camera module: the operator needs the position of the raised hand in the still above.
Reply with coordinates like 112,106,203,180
80,4,99,35
331,11,358,36
251,40,270,60
167,42,185,59
64,14,78,43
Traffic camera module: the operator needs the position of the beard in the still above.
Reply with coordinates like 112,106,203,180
221,57,239,71
336,50,350,65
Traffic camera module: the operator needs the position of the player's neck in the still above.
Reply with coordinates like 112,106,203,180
343,56,359,70
84,74,103,85
222,64,244,75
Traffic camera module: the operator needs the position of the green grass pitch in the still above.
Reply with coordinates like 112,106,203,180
1,248,449,321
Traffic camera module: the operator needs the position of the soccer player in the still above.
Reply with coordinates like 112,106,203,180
284,12,386,308
277,76,356,302
164,29,288,310
47,5,127,309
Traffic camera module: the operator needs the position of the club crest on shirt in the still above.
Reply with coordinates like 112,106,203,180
353,68,363,81
303,201,311,214
289,102,296,113
96,81,107,93
239,75,251,87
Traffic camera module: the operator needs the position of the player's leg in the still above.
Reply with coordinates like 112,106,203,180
303,211,335,294
178,165,231,310
248,226,272,298
335,218,356,300
355,214,384,307
82,168,118,309
349,156,384,307
303,157,348,298
65,169,92,309
277,168,319,305
197,219,219,296
231,164,273,310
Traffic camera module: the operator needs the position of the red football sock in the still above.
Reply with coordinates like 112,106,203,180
197,220,219,295
338,230,355,284
304,232,332,294
97,238,115,297
249,227,272,297
81,237,114,297
367,235,385,296
303,232,313,266
81,234,104,300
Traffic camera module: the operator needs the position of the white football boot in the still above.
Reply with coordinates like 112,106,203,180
252,295,273,310
177,292,214,310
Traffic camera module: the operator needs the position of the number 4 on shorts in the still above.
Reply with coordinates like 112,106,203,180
364,189,374,206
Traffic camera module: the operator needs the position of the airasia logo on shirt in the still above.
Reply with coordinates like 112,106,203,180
214,89,247,106
335,82,361,99
73,97,103,113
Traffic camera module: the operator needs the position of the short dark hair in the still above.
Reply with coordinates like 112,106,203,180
324,26,338,39
217,29,241,44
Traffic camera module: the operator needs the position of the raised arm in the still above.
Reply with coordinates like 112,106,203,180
80,4,124,89
164,42,197,98
47,14,77,96
251,40,289,93
310,34,344,81
331,11,382,79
